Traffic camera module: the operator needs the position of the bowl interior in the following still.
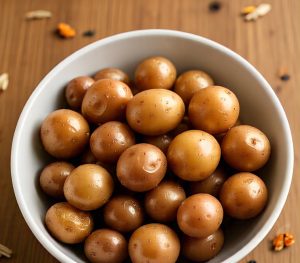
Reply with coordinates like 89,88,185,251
11,30,293,263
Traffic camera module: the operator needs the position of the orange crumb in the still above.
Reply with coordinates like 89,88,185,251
57,23,76,38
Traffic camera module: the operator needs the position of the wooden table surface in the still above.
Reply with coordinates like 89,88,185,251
0,0,299,262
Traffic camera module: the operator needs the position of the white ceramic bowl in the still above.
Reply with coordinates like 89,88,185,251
11,30,293,263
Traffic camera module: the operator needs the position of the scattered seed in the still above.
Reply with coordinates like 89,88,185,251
25,10,52,20
280,74,290,81
284,233,295,247
241,6,256,15
0,243,12,258
0,73,9,91
209,1,222,12
244,3,271,21
273,233,295,251
83,30,96,37
56,23,76,38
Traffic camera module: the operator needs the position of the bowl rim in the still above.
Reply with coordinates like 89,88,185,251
11,29,294,263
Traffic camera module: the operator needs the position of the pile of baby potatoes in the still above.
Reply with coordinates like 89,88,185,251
39,56,271,263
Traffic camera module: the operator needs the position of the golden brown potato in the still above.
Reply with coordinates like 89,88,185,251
94,67,130,85
90,121,135,163
117,144,167,192
167,130,221,181
214,118,242,143
129,223,180,263
221,125,271,171
104,195,144,232
45,202,93,244
40,109,90,159
188,86,240,134
84,229,128,263
126,89,185,136
64,164,114,211
177,194,223,238
220,172,268,219
39,161,74,198
174,70,214,104
143,134,172,154
145,181,186,222
182,229,224,262
81,79,133,124
65,76,95,110
134,56,176,91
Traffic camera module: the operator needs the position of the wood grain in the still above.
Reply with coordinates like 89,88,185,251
0,0,299,262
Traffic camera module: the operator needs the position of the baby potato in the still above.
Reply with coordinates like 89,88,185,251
174,70,214,105
90,121,136,163
177,194,223,238
45,202,93,244
129,223,180,263
220,172,268,219
182,229,224,262
82,79,133,124
39,161,74,198
126,89,185,136
221,125,271,171
135,56,176,91
142,134,173,154
167,130,221,181
94,67,130,85
40,109,90,159
188,86,240,134
116,143,167,192
64,164,114,211
65,76,95,110
84,229,128,263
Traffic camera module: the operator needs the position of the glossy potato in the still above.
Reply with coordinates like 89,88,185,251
126,89,185,136
177,194,223,238
221,125,271,171
220,172,268,219
135,56,176,91
117,144,167,192
143,134,173,154
39,161,74,198
167,130,221,181
129,223,180,263
90,121,135,163
64,164,114,211
189,86,240,134
65,76,95,110
174,70,214,104
45,202,93,244
82,79,133,124
40,109,90,159
84,229,128,263
94,67,130,84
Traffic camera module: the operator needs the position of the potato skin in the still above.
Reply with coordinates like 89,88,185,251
64,164,114,211
135,56,176,91
129,223,180,263
167,130,221,181
220,172,268,219
94,67,130,85
45,202,93,244
188,86,240,134
40,109,90,159
221,125,271,171
82,79,133,124
126,89,185,136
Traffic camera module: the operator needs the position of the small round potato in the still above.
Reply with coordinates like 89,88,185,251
221,125,271,171
64,164,114,211
145,181,186,222
94,67,130,84
167,130,221,181
129,223,180,263
82,79,133,124
90,121,135,163
182,229,224,262
174,70,214,104
45,202,93,244
135,56,176,91
39,161,74,198
177,194,223,238
143,134,173,154
117,143,167,192
126,89,185,136
65,76,95,110
104,195,144,232
189,86,240,134
40,109,90,159
220,172,268,219
84,229,128,263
